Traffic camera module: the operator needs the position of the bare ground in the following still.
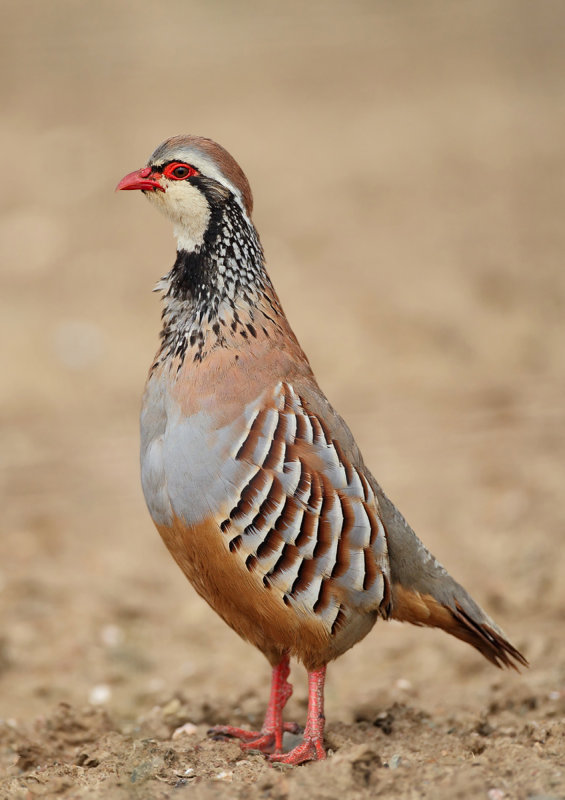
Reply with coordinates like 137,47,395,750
1,1,564,798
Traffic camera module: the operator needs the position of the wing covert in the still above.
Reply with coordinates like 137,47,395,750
218,382,391,634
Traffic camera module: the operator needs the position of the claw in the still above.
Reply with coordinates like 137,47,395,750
269,735,326,765
208,721,302,755
209,724,265,743
209,725,276,754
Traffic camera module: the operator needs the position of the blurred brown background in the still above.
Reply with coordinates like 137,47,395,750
1,1,564,796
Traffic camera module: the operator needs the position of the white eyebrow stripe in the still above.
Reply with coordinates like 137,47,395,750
152,150,246,213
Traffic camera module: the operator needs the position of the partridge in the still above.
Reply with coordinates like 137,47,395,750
117,136,527,766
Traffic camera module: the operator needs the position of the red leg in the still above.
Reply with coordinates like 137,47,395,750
270,666,327,765
209,654,300,754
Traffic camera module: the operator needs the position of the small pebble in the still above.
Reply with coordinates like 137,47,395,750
271,761,295,771
100,624,123,647
89,684,111,705
172,722,198,739
389,754,402,770
282,731,303,751
162,698,181,716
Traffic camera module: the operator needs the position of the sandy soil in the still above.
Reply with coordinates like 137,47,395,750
1,1,565,797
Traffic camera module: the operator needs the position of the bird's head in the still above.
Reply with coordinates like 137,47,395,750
116,135,253,253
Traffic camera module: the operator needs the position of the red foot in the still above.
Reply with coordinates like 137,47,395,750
209,662,328,766
269,735,326,765
209,721,301,755
208,655,296,754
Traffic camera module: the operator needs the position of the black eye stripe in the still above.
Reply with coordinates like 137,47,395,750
151,160,195,174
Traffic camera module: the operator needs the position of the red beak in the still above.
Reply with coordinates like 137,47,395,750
115,166,164,192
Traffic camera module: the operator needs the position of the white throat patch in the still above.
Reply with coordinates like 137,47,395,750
146,181,211,253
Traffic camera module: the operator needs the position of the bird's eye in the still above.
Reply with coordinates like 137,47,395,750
163,162,198,181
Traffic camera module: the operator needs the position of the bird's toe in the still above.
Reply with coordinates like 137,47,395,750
269,736,326,766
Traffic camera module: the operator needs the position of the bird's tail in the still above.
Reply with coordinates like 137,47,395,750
375,486,528,670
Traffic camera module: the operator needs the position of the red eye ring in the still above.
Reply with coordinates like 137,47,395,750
163,162,198,181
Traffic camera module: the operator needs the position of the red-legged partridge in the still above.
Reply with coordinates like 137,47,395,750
117,136,527,766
